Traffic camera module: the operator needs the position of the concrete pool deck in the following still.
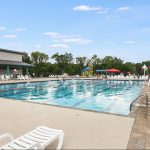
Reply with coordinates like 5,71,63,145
0,77,60,84
0,98,134,149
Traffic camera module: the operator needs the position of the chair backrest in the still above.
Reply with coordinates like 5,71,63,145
25,75,29,80
17,75,21,79
1,75,5,80
5,75,10,80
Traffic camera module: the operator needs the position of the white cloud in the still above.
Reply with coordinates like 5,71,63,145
0,26,6,31
3,34,17,38
117,7,132,12
50,44,69,48
44,32,92,45
73,5,99,11
73,5,109,15
44,32,79,39
44,32,60,38
13,28,27,32
62,38,92,44
124,40,135,44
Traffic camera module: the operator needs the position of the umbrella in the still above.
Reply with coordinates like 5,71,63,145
106,68,121,73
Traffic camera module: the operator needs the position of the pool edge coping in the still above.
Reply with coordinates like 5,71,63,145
0,96,133,118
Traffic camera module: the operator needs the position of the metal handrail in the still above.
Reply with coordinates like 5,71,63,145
129,95,141,111
130,93,149,111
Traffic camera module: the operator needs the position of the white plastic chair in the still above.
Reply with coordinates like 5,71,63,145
20,75,25,80
0,126,64,150
17,75,21,80
5,75,10,81
25,75,29,80
0,75,5,81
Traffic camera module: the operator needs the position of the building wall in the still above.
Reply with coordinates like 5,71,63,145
0,51,23,62
0,69,6,75
0,68,22,75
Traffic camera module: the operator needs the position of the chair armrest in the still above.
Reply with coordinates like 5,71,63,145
0,133,14,141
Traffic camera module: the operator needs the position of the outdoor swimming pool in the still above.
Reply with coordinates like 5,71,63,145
0,80,143,115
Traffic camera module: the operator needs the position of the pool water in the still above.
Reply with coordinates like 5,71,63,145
0,80,143,115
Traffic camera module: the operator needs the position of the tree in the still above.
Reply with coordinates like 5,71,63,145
135,63,143,75
142,61,150,67
31,51,49,65
22,50,150,77
51,52,73,74
124,62,136,74
65,64,79,75
102,56,123,69
76,57,87,66
86,54,101,66
31,51,49,76
85,55,101,75
22,55,32,64
64,53,73,64
76,57,87,74
91,55,101,65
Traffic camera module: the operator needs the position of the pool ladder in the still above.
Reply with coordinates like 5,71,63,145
130,93,149,111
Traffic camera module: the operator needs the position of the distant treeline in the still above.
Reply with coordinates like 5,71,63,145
22,51,150,77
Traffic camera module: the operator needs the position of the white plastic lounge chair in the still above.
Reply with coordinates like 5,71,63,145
5,75,10,81
17,75,21,80
25,75,29,80
0,75,5,81
0,126,64,150
20,75,25,80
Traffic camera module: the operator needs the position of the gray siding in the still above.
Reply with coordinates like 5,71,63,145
0,51,23,62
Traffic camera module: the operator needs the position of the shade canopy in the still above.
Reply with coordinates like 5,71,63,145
96,69,107,72
106,68,121,73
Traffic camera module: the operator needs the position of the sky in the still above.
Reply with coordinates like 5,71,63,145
0,0,150,63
